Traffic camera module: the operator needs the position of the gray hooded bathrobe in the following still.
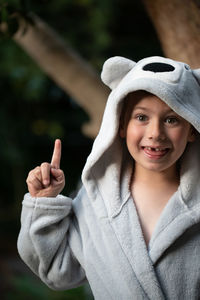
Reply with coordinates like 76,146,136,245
18,56,200,299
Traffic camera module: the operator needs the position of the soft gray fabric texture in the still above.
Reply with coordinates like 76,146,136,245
18,56,200,299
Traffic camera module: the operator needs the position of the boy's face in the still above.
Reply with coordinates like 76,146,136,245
120,91,195,174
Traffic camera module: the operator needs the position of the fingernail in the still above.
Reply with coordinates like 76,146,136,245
43,180,49,187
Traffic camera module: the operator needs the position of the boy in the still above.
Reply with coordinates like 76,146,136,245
18,56,200,299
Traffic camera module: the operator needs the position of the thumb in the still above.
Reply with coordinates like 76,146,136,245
50,167,64,181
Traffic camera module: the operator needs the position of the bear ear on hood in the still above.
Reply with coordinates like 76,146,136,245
101,56,136,90
192,68,200,85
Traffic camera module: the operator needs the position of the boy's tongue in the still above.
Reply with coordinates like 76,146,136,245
143,146,168,157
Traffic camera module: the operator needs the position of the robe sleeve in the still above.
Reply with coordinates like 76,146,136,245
17,193,86,290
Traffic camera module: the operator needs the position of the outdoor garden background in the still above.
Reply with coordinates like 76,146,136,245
0,0,167,299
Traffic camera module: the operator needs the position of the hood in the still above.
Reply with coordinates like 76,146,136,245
81,56,200,217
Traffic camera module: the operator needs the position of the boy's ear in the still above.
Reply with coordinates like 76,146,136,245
119,114,127,138
101,56,136,90
119,125,126,138
188,126,196,142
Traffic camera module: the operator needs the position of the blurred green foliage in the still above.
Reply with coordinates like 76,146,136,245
0,0,162,299
6,275,94,300
0,0,162,216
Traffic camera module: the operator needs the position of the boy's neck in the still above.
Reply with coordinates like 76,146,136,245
130,164,180,246
132,163,180,188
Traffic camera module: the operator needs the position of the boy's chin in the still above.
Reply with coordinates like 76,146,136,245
135,161,177,174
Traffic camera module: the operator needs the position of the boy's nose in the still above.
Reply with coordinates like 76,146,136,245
147,120,166,141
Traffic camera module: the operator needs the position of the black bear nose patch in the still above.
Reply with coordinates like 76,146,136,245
143,63,175,72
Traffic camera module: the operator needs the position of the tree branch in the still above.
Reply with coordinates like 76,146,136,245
13,13,109,138
142,0,200,68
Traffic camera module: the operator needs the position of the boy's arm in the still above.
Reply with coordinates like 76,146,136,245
17,140,86,290
17,193,86,290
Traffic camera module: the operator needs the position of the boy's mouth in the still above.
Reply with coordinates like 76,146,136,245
142,146,170,158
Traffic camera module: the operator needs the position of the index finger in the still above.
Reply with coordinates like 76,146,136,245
51,139,62,169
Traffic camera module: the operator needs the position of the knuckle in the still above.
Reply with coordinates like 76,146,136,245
28,173,36,182
26,170,34,181
28,167,40,177
27,168,41,183
41,162,50,168
35,167,41,175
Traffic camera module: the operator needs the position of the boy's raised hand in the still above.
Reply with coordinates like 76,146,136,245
26,139,65,198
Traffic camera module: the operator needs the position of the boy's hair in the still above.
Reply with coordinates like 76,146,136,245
119,90,151,132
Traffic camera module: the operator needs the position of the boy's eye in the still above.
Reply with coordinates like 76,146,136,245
136,114,148,121
165,117,178,124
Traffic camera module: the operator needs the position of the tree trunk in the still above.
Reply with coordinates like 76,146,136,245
142,0,200,68
13,14,109,138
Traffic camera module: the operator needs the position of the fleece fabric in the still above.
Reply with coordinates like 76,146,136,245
18,56,200,299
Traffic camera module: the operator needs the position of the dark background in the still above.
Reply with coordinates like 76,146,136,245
0,0,162,298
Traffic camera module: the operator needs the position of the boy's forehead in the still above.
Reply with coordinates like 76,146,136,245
127,91,172,110
127,90,159,102
123,90,184,119
126,90,170,109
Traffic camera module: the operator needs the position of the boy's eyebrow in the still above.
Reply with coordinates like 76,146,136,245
133,106,174,113
133,106,149,111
